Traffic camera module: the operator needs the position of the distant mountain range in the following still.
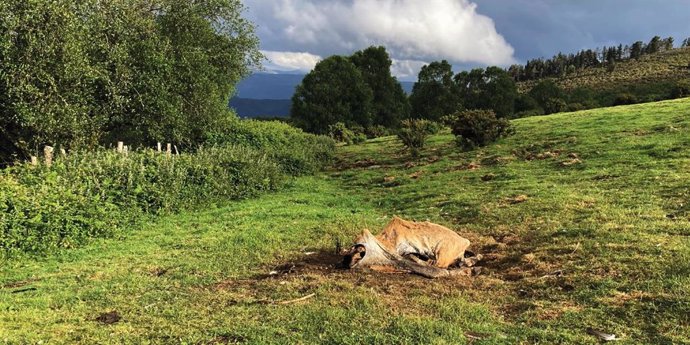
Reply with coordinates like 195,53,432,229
230,73,415,118
229,98,291,118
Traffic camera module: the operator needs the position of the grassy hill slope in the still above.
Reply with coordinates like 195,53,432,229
518,47,690,93
2,99,689,343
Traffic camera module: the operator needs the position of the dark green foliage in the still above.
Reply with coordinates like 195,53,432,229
291,56,373,134
446,109,513,149
409,60,461,121
350,46,410,128
0,146,281,256
567,87,599,109
670,81,690,98
455,66,517,118
1,119,334,256
397,119,434,157
544,98,567,114
529,80,566,114
204,119,336,175
514,94,542,115
0,0,261,162
364,125,391,139
613,93,639,106
327,122,356,144
529,80,565,106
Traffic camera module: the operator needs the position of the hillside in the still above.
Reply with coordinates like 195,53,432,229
518,47,690,94
2,99,689,343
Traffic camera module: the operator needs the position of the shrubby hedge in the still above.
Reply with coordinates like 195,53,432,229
205,119,335,175
445,109,513,150
1,121,335,257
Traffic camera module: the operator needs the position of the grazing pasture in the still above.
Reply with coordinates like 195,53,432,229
2,99,689,344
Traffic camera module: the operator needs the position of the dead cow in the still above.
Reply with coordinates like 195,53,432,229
342,216,480,278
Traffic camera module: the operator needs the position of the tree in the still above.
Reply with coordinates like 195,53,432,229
528,79,565,113
350,46,410,128
683,38,690,48
630,41,644,59
0,0,261,162
409,60,461,121
645,36,662,54
455,66,517,118
291,56,373,134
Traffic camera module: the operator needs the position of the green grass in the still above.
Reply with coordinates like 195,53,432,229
2,99,690,344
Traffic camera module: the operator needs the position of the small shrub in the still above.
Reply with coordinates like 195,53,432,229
567,103,586,112
352,132,367,144
447,109,513,150
423,121,444,135
365,125,390,138
327,122,355,144
544,98,567,114
613,93,639,106
670,81,690,99
397,119,433,157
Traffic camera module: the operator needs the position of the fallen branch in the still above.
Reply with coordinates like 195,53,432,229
276,293,316,305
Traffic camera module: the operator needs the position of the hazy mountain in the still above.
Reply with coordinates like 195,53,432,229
229,98,291,118
234,73,305,99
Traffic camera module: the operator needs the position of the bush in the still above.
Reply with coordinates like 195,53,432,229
567,103,587,112
206,119,335,175
514,94,541,114
352,132,367,144
446,109,513,150
397,119,433,157
423,121,445,135
544,98,567,114
670,81,690,99
1,146,282,257
364,125,390,138
613,93,639,106
327,122,355,144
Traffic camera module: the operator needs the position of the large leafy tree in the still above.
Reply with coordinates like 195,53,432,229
409,60,461,121
528,79,566,114
455,66,517,118
0,0,261,162
350,46,409,128
291,56,373,134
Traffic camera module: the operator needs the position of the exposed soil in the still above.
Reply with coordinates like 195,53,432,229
95,311,121,325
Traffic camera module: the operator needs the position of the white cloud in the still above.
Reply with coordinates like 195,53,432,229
261,50,322,72
246,0,516,67
391,59,429,80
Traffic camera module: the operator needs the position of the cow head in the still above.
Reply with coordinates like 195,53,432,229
341,244,366,268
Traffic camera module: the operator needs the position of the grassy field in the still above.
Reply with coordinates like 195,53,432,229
2,99,689,344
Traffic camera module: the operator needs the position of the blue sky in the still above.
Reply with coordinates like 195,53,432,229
243,0,690,80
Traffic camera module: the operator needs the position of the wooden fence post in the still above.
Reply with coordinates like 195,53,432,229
166,143,171,157
44,146,54,167
60,148,66,157
30,156,38,166
173,145,179,155
157,142,162,153
117,141,124,153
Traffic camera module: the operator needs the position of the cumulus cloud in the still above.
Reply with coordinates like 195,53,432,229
245,0,516,70
261,50,322,72
391,59,429,80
